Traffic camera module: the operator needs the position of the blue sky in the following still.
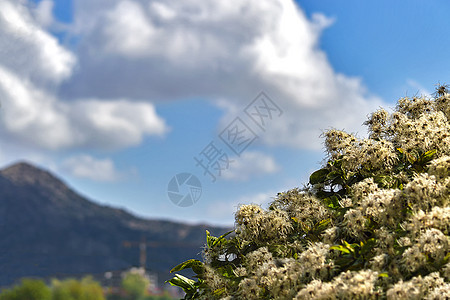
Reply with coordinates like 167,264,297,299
0,0,448,226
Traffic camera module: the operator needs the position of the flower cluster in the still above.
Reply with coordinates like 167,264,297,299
324,132,398,172
386,272,449,299
169,85,450,299
295,270,380,299
237,243,333,299
269,189,330,227
235,204,293,243
427,155,450,179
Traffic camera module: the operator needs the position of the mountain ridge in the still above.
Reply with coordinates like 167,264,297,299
0,161,230,286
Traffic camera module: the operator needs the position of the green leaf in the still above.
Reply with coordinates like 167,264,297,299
360,238,376,255
217,265,235,279
332,159,343,169
335,256,355,268
323,195,340,209
342,240,356,253
206,230,213,249
212,230,234,247
326,170,343,182
167,274,196,293
330,245,351,254
314,219,331,232
170,259,204,275
213,288,226,296
419,149,437,165
374,175,394,188
206,230,234,249
378,273,389,278
443,252,450,264
309,168,329,185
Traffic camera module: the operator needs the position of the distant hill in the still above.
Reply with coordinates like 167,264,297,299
0,162,230,286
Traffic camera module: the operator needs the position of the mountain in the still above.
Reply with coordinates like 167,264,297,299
0,162,230,286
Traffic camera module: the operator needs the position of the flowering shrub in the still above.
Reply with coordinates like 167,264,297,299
169,85,450,299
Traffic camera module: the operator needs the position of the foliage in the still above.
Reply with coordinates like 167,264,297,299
51,276,105,300
144,293,175,300
107,293,175,300
168,85,450,299
0,277,105,300
0,279,51,300
121,268,151,300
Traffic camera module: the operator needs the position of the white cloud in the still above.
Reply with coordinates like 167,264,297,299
0,0,168,151
69,99,168,149
0,65,73,149
222,151,280,181
0,0,75,84
103,1,155,57
0,65,167,150
33,0,54,28
150,2,177,20
62,0,385,150
0,0,386,154
310,12,335,32
61,155,124,182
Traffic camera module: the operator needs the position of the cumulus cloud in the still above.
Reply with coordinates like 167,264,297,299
33,0,54,28
0,65,167,150
61,155,125,182
62,0,385,150
222,151,280,181
0,0,386,154
0,0,75,85
0,0,168,151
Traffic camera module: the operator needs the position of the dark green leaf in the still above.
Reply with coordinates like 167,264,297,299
170,259,204,275
419,149,437,165
212,230,234,247
323,195,340,209
360,238,376,255
326,170,342,182
217,265,235,279
314,219,331,232
309,168,329,185
167,274,196,292
213,288,226,296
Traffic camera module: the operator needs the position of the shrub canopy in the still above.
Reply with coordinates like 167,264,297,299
169,85,450,299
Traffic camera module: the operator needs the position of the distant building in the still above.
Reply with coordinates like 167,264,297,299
101,267,164,295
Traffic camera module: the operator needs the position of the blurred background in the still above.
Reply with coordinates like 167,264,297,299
0,0,449,297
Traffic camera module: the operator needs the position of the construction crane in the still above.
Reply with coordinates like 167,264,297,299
122,236,200,269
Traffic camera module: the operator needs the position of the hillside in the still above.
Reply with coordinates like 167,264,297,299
0,162,229,286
